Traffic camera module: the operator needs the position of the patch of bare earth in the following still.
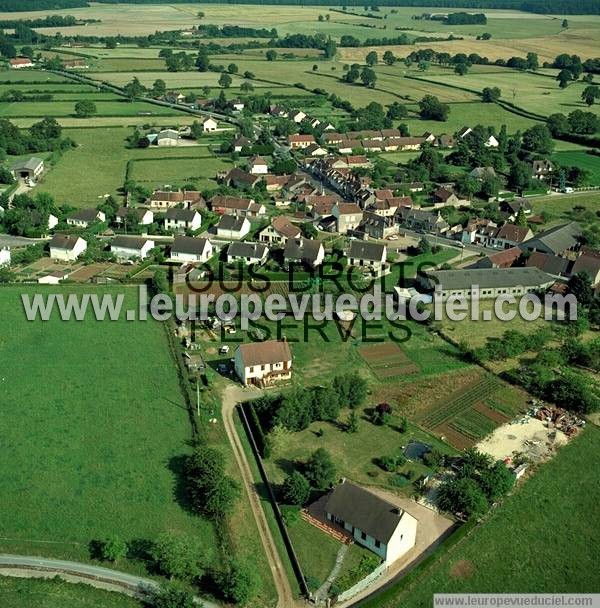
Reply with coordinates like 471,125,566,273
450,560,475,580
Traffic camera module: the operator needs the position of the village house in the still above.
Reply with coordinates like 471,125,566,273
469,166,496,181
484,135,499,148
49,234,87,262
233,135,251,152
215,215,251,240
30,210,58,232
348,240,387,273
288,134,316,149
469,247,522,270
227,241,269,265
420,267,555,300
436,134,455,148
461,218,497,244
284,237,325,268
332,202,363,234
360,212,396,240
259,216,301,245
115,206,154,226
165,91,186,104
110,236,155,261
210,195,265,218
164,208,202,233
304,143,328,157
146,189,203,210
315,480,417,566
487,223,533,249
500,198,532,220
248,155,269,175
234,339,292,387
433,187,463,207
67,208,106,228
231,99,245,112
223,167,262,189
202,117,218,132
170,236,213,263
397,208,449,234
520,222,582,257
10,157,44,182
532,159,554,180
526,251,571,278
288,110,307,123
571,250,600,286
9,57,34,69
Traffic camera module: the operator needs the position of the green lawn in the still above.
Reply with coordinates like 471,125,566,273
367,424,600,608
0,100,182,118
0,286,215,569
552,150,600,185
0,577,142,608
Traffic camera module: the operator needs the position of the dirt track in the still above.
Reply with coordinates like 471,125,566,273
221,384,299,608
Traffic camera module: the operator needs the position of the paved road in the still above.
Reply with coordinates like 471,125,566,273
0,233,48,248
220,385,299,608
0,554,219,607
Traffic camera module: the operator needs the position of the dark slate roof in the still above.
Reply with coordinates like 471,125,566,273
426,267,555,291
522,222,582,255
323,481,404,544
348,239,386,262
171,236,210,255
111,236,151,249
49,234,84,251
227,241,268,259
217,215,246,231
166,208,198,222
525,251,570,276
284,237,322,263
70,208,101,222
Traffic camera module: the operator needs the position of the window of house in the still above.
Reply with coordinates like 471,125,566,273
361,531,367,541
375,539,381,549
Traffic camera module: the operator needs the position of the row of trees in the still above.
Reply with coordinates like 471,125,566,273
0,116,72,156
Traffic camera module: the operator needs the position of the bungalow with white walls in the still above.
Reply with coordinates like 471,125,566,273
170,236,213,263
49,234,87,262
234,339,292,386
110,236,155,261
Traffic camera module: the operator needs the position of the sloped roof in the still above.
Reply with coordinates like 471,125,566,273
217,215,247,231
227,241,268,259
237,339,292,367
49,234,84,251
323,481,404,544
523,222,582,255
171,236,210,255
426,267,555,291
348,239,386,262
284,237,322,263
111,236,152,250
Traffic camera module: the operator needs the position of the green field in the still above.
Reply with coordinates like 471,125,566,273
414,69,599,118
0,286,215,567
33,127,232,206
0,577,142,608
367,424,600,607
552,150,600,185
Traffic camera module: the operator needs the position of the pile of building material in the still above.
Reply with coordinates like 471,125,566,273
529,404,585,437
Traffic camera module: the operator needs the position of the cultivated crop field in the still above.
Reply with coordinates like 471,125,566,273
0,286,215,567
358,342,420,378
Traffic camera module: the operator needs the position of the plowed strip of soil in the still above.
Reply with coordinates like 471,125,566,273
474,401,511,424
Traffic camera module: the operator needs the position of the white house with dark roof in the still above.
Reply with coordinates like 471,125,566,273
227,241,269,265
67,209,106,228
110,236,155,261
215,215,251,240
284,237,324,268
202,117,218,132
248,155,268,175
164,208,202,233
318,480,417,566
49,234,87,262
348,240,387,273
170,236,213,263
234,340,292,386
115,207,154,226
332,202,363,234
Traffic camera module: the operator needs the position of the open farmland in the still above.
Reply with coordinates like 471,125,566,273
552,150,600,185
34,127,232,207
0,286,215,567
0,578,142,608
358,342,420,378
367,425,600,608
